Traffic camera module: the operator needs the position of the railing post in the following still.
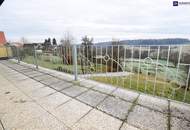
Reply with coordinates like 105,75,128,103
17,47,20,64
33,45,38,69
72,44,78,81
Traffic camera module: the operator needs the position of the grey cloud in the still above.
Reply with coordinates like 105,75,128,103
0,0,190,42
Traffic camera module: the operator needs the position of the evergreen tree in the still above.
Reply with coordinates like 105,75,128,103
47,38,51,45
53,38,57,46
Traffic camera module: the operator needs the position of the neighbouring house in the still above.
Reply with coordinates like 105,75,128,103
23,43,35,49
22,43,43,56
0,31,7,45
0,31,12,59
23,43,44,50
11,42,23,48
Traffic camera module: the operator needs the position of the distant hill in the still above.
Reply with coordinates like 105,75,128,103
96,38,190,46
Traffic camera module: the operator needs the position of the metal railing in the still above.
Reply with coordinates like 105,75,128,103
9,44,190,103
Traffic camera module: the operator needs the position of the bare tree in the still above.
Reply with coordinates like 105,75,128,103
60,32,74,46
80,35,94,74
60,32,74,65
20,37,28,44
20,37,30,60
107,38,122,72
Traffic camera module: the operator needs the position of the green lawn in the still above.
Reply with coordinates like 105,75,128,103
22,55,107,74
91,74,190,103
124,59,187,86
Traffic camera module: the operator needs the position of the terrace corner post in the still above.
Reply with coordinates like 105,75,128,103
33,45,38,69
5,46,9,58
72,44,78,81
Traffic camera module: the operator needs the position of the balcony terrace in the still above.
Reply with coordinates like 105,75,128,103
0,59,189,130
0,44,190,130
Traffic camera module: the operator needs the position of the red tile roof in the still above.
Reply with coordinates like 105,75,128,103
0,31,7,45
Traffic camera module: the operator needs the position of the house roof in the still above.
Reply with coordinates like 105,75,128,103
0,31,7,45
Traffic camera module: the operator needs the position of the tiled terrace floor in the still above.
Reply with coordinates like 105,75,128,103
0,60,190,130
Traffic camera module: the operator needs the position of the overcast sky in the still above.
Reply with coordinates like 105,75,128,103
0,0,190,43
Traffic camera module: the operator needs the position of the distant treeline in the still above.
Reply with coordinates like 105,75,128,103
97,38,190,46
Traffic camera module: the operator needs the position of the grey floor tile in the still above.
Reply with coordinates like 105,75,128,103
25,71,44,78
79,80,97,88
77,90,107,107
40,78,61,86
33,75,54,81
137,94,168,113
0,123,3,130
61,86,88,97
8,75,29,81
12,67,27,71
50,81,73,91
127,105,168,130
1,102,46,129
72,109,122,130
120,123,140,130
98,96,132,120
37,92,71,111
19,68,34,73
52,100,92,127
29,87,56,100
92,84,117,94
171,116,190,130
16,112,70,130
170,101,190,121
112,88,139,102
